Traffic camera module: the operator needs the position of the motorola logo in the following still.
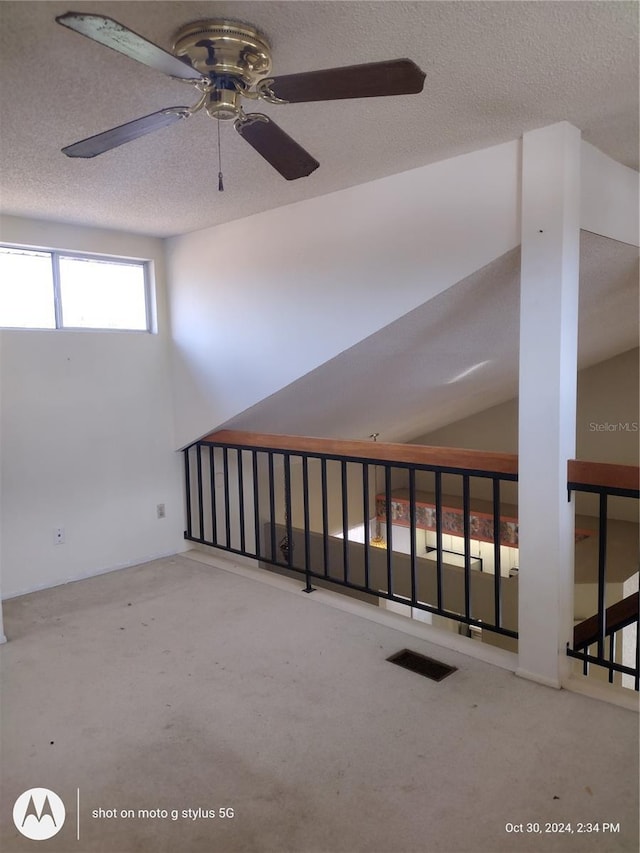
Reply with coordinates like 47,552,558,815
13,788,66,840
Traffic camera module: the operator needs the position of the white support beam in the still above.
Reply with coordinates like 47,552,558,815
581,142,639,247
517,122,581,688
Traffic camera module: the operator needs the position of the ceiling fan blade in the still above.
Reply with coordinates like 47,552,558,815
55,12,204,82
62,108,189,158
235,115,319,180
267,59,425,103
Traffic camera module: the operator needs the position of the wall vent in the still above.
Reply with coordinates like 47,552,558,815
386,649,457,682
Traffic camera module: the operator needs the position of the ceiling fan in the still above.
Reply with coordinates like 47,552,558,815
56,12,426,181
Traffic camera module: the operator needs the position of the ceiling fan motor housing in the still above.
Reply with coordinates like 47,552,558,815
172,19,272,87
205,89,243,121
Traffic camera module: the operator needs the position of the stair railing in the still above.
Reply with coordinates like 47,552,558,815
567,460,639,690
183,430,519,640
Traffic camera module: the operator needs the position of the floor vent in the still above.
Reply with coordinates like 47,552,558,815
386,649,457,682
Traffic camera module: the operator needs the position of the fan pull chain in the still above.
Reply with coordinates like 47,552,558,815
217,119,224,192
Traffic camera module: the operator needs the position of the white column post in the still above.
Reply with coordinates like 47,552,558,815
517,122,581,688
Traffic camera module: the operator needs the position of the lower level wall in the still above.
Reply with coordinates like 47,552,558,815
264,523,519,637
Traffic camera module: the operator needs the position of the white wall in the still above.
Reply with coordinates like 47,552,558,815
167,140,521,448
0,216,184,599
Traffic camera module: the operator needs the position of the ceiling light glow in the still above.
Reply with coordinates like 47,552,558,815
446,360,491,384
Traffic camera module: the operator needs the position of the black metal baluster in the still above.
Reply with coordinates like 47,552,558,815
196,444,204,542
362,464,371,591
184,448,192,539
492,477,502,629
385,465,393,597
435,471,443,612
462,475,471,621
302,455,314,592
222,447,231,548
596,492,608,660
209,446,217,545
635,612,639,691
608,633,616,684
409,468,417,608
281,453,293,567
321,457,329,577
237,449,246,553
252,450,261,559
268,452,276,562
341,460,349,583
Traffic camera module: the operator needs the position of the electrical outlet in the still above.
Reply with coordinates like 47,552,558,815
156,503,166,519
54,527,65,545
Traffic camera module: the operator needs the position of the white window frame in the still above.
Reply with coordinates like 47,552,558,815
0,244,153,333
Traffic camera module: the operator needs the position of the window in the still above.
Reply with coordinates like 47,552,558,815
0,246,152,331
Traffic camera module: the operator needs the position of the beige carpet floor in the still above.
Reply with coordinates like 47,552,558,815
1,552,638,853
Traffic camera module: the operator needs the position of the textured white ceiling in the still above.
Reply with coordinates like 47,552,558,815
222,232,639,442
1,1,638,237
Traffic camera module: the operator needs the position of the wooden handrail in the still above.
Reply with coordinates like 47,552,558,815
202,430,519,476
573,592,639,651
197,434,638,487
568,460,639,493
